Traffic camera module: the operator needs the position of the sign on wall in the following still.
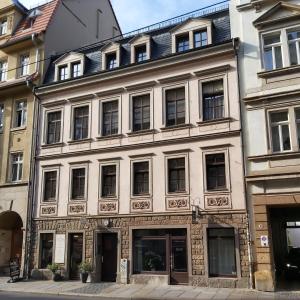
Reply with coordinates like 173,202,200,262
55,234,65,264
260,235,269,247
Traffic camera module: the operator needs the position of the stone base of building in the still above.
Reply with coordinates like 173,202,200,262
30,212,249,288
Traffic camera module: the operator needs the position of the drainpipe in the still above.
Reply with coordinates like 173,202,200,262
233,37,254,289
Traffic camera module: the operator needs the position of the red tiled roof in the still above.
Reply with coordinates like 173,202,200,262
8,0,59,43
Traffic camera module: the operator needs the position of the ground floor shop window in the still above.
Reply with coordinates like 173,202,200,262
207,228,237,277
40,233,53,269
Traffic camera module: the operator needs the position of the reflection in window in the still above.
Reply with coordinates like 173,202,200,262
20,54,30,76
44,171,57,202
40,233,53,269
0,104,3,132
71,168,85,200
288,30,300,66
176,34,189,52
0,18,7,36
133,161,149,195
106,53,117,70
194,30,207,48
46,111,61,144
133,94,150,132
71,62,81,78
296,109,300,148
263,34,283,71
0,60,7,81
58,65,68,80
166,87,185,127
15,101,27,127
270,111,291,152
102,100,118,136
135,44,147,62
73,106,89,140
168,157,186,193
11,153,23,182
206,153,226,191
101,165,116,198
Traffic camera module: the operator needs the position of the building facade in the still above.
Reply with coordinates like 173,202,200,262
31,5,250,288
230,0,300,292
0,0,120,276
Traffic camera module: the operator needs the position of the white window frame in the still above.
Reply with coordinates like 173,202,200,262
287,27,300,66
202,148,231,194
165,153,189,196
41,166,60,203
70,102,91,141
14,99,27,128
43,107,64,145
69,163,89,201
0,18,7,36
0,103,4,133
99,160,120,200
19,53,30,77
0,60,8,81
99,97,121,137
130,157,152,199
58,64,68,81
71,61,82,78
101,43,121,70
10,152,23,182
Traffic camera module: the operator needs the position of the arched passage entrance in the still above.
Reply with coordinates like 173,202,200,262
0,211,23,276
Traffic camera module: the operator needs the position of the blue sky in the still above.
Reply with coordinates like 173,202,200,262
19,0,222,33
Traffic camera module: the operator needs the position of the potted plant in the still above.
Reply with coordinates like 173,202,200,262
47,263,61,281
79,261,93,283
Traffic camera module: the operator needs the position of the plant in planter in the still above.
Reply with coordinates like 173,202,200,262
47,263,61,281
79,261,93,283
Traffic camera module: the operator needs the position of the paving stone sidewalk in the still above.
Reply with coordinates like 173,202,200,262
0,278,300,299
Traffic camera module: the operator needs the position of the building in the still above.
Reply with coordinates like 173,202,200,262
0,0,120,276
230,0,300,292
31,3,250,287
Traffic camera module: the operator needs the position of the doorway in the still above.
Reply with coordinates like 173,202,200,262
69,233,83,280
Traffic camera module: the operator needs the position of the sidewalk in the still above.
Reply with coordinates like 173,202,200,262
0,277,300,299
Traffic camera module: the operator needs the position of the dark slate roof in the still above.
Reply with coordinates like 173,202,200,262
44,8,231,85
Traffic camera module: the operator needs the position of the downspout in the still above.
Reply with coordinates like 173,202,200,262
233,37,254,289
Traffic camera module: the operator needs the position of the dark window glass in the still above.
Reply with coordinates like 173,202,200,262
206,153,226,190
208,228,237,277
168,158,185,193
133,94,150,131
47,111,61,144
135,45,147,62
133,161,149,195
58,65,68,80
15,101,27,127
102,100,118,136
295,109,300,148
73,106,89,140
40,233,53,269
176,34,189,52
44,171,57,202
102,165,116,197
166,87,185,127
194,30,207,48
106,53,117,70
71,62,81,78
203,80,224,121
71,168,85,200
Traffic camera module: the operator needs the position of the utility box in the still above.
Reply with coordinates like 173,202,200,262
120,258,128,284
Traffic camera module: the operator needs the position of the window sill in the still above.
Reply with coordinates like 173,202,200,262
197,117,233,126
10,126,26,132
67,138,93,145
69,199,86,202
96,134,124,141
99,197,118,201
127,129,156,136
204,189,229,195
41,142,64,149
0,181,28,188
131,194,152,199
248,150,300,161
258,64,300,79
41,200,57,204
160,123,193,132
166,192,189,196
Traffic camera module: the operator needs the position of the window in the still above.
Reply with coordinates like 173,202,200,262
206,153,226,191
73,106,89,140
270,111,291,152
0,18,7,36
102,100,118,136
40,233,53,269
46,111,61,144
166,87,185,127
71,62,81,78
58,65,68,81
263,33,283,71
11,153,23,182
194,30,207,48
207,228,237,277
0,104,3,133
106,52,117,70
288,29,300,66
19,54,30,76
176,34,189,52
168,157,185,193
101,165,116,198
202,80,224,121
0,60,7,81
71,168,86,200
132,94,150,131
15,100,27,127
135,45,147,62
133,161,149,195
295,108,300,148
43,171,57,202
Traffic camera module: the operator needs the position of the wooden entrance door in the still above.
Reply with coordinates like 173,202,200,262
101,233,117,282
69,233,83,280
170,236,188,284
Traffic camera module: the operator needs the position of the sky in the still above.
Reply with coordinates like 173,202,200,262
19,0,222,33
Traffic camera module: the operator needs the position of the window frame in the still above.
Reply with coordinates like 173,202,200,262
19,53,30,77
295,107,300,150
70,103,91,141
14,99,27,128
105,52,118,70
0,18,8,36
38,231,55,269
0,103,4,133
193,29,208,48
99,160,120,200
41,166,60,203
287,28,300,66
130,157,152,198
44,108,63,145
69,164,88,201
10,152,23,183
176,33,190,53
0,59,8,82
71,61,82,78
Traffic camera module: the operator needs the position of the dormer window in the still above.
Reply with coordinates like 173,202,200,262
58,65,68,81
288,29,300,66
176,34,189,52
194,30,208,48
263,33,283,71
106,53,117,70
0,18,7,36
71,62,81,78
135,44,147,63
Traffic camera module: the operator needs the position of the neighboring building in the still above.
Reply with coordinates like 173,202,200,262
0,0,120,276
31,4,250,287
230,0,300,292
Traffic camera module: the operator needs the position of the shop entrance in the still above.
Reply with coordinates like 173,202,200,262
69,233,83,280
270,207,300,291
